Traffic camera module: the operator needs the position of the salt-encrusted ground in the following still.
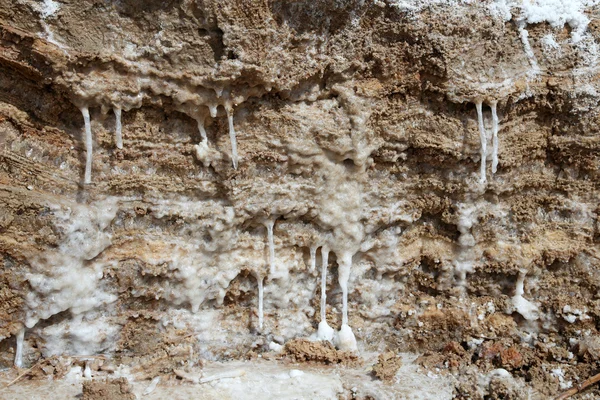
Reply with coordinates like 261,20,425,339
1,355,454,400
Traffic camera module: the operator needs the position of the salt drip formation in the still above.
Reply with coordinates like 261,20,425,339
79,106,93,184
114,108,123,150
1,1,600,399
474,101,501,184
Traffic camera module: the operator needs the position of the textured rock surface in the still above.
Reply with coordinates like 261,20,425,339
0,0,599,398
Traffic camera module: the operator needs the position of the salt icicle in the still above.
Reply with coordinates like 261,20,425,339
14,327,24,368
265,220,275,275
208,104,217,118
337,252,357,352
338,252,351,326
81,107,93,184
317,246,334,341
517,21,540,74
84,362,92,378
197,117,207,142
225,106,238,169
491,102,499,174
114,107,123,149
256,274,264,330
309,245,317,273
475,101,487,184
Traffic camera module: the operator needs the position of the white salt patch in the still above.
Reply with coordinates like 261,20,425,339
453,202,478,286
488,368,511,380
517,21,540,74
522,0,591,43
65,366,83,383
269,342,283,352
24,198,119,330
39,317,119,357
193,141,221,168
564,314,577,323
289,369,304,378
551,367,573,390
511,271,539,320
337,324,358,352
40,0,60,18
541,33,561,53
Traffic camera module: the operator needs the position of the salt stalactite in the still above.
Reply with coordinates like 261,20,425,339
193,114,221,168
337,252,358,352
317,246,334,341
84,362,92,379
208,104,218,119
114,107,123,149
309,245,317,273
196,116,208,142
517,21,540,75
255,274,264,330
511,270,539,321
225,105,239,169
14,327,25,368
490,102,499,174
265,220,276,276
80,106,93,184
475,101,487,184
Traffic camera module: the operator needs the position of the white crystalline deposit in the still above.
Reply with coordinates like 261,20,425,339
453,202,478,286
309,245,317,273
490,102,499,173
520,0,595,43
40,316,120,357
256,274,264,330
114,107,123,149
490,0,599,43
474,101,501,182
24,198,119,330
475,102,488,184
80,107,93,184
265,219,277,276
511,271,540,320
317,246,335,341
14,327,24,368
226,106,239,170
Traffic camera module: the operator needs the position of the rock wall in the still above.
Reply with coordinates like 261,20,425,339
0,0,599,398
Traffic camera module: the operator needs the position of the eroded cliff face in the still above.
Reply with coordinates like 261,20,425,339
0,0,599,398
